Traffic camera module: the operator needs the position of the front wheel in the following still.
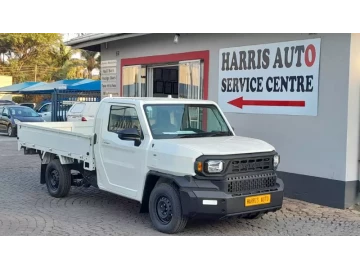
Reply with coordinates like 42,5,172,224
45,159,71,198
7,125,15,137
149,182,188,234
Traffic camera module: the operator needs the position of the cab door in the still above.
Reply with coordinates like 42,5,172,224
94,103,149,200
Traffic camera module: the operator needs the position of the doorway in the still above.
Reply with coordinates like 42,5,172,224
149,65,179,98
121,59,204,100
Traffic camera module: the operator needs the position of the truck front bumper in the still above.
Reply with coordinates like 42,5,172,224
179,178,284,219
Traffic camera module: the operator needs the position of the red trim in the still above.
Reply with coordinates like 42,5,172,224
120,50,209,100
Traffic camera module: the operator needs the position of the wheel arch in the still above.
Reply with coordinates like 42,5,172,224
140,171,197,213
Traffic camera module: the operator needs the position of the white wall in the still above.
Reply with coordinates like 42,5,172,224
346,33,360,181
101,33,352,181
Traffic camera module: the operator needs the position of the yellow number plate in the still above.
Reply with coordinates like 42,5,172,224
245,194,271,207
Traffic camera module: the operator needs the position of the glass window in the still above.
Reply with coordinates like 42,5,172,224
41,104,51,112
143,104,232,139
108,105,143,137
9,107,40,117
70,103,85,113
122,65,146,97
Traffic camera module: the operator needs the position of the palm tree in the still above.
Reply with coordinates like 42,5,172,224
51,42,78,68
81,50,100,79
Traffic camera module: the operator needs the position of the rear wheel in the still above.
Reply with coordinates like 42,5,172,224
149,182,188,234
45,159,71,198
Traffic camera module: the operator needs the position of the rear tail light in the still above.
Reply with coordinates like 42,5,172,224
81,117,87,121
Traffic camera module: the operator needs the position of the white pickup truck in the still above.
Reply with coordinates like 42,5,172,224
17,97,284,234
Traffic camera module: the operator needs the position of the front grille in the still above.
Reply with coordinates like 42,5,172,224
230,156,272,173
227,172,277,194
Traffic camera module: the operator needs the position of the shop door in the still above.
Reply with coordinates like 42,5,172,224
178,60,203,128
122,65,146,97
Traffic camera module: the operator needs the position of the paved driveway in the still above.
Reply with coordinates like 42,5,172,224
1,135,360,235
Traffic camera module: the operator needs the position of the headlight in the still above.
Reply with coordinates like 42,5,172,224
273,155,280,167
14,119,21,125
205,160,224,173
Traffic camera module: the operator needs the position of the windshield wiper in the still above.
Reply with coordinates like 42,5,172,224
177,133,206,138
205,131,232,137
177,132,231,138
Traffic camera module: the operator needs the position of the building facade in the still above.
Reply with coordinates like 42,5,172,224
66,33,360,209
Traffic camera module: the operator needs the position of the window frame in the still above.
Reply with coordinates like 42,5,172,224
107,104,144,140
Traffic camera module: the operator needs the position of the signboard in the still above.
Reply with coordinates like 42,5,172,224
101,60,119,98
218,38,321,116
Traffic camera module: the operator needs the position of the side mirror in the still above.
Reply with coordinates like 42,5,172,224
118,128,141,146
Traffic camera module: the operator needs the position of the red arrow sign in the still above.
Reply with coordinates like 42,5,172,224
228,97,306,109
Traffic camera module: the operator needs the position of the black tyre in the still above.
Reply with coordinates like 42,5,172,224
149,182,188,234
243,212,264,219
45,159,71,198
7,125,15,137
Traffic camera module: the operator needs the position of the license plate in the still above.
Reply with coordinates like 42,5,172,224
245,194,271,207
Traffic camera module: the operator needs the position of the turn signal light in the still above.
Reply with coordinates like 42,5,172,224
196,161,203,172
81,117,87,121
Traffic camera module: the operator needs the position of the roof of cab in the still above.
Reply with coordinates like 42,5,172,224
101,97,218,105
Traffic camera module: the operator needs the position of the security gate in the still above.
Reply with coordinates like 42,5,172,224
51,90,101,122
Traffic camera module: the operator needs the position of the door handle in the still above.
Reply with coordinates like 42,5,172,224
103,140,111,145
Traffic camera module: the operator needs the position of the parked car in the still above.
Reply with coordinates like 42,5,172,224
20,103,37,109
67,102,100,122
0,100,16,105
17,97,283,234
0,105,45,137
35,101,74,122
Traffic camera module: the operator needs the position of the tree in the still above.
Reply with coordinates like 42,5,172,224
0,33,61,83
80,50,100,79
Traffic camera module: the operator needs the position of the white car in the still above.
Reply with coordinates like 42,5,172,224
36,101,75,122
67,102,100,122
17,97,284,234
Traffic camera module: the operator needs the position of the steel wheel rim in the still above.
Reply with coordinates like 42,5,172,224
155,196,173,225
48,169,60,191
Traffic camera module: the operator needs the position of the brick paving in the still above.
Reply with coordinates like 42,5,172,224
1,135,360,235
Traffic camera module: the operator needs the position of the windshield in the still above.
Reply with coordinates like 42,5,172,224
143,104,232,139
10,107,40,117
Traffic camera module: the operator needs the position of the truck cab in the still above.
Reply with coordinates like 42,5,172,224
18,97,284,234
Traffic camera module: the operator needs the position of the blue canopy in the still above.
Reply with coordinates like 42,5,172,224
20,79,86,94
0,82,47,93
67,79,101,91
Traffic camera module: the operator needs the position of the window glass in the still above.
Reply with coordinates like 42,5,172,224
41,104,51,112
108,105,142,137
70,103,86,113
9,107,40,117
143,104,232,139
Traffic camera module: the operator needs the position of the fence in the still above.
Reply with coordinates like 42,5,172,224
51,90,101,122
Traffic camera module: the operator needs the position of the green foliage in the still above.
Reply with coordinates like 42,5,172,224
0,33,101,83
0,33,61,83
81,50,100,79
12,96,24,103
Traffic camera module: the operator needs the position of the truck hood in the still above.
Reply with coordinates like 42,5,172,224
149,135,276,177
160,135,275,156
